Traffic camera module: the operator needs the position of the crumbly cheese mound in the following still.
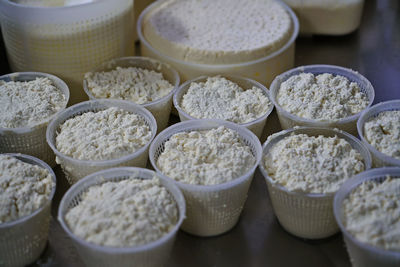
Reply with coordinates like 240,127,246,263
56,107,152,161
84,67,174,104
277,73,369,121
364,110,400,159
0,155,54,223
143,0,292,64
264,133,365,193
181,76,272,124
0,77,66,128
343,176,400,251
157,126,255,185
65,176,178,247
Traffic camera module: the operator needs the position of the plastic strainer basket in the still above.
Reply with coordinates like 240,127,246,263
258,127,372,239
0,72,70,167
0,153,56,267
149,119,262,236
334,167,400,267
83,56,180,132
46,99,157,184
173,75,274,139
357,100,400,167
269,65,375,136
58,167,186,267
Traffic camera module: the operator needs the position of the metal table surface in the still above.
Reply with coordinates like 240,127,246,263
0,0,399,266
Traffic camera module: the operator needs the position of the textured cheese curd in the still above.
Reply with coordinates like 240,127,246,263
0,77,66,128
55,107,151,161
181,76,272,124
264,133,365,194
84,67,174,104
157,126,255,185
277,73,369,121
364,110,400,159
0,155,54,223
143,0,292,64
343,176,400,251
65,176,178,247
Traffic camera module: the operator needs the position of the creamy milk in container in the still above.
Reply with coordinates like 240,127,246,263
0,0,135,104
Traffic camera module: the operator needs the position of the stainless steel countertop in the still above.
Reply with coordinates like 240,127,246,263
1,0,399,266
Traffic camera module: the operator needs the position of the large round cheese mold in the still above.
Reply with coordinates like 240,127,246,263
143,0,292,65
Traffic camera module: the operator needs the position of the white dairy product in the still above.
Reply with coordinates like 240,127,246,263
343,176,400,251
364,110,400,160
55,107,152,161
84,66,174,104
65,176,178,247
277,73,368,121
264,133,365,194
157,126,255,185
143,0,292,64
0,155,54,223
0,77,66,128
12,0,95,7
181,76,272,124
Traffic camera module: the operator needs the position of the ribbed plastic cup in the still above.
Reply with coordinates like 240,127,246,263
259,127,372,239
0,72,70,167
173,75,274,139
46,99,157,184
83,56,180,132
269,65,375,136
334,167,400,267
0,153,56,267
357,100,400,167
58,167,186,267
149,119,262,236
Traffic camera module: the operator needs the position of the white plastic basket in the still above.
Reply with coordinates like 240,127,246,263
259,127,372,239
83,56,180,132
269,65,375,136
0,153,56,267
0,72,70,167
58,167,186,267
149,119,262,236
334,167,400,267
46,99,157,184
173,75,274,139
357,100,400,167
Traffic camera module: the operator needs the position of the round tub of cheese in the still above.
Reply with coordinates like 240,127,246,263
173,75,274,139
138,0,299,86
0,153,56,267
333,167,400,267
357,100,400,168
259,127,371,239
46,99,157,184
149,119,262,236
0,72,69,167
83,56,180,132
269,65,375,136
58,167,185,267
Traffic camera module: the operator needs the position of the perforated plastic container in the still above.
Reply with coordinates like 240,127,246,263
0,72,69,167
138,0,299,86
334,168,400,267
58,167,186,267
259,127,372,239
0,153,56,267
357,100,400,167
173,75,274,139
149,119,262,236
0,0,134,104
83,56,180,132
46,99,157,184
269,65,375,136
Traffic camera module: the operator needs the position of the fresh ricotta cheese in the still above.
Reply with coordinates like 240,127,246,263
0,155,54,223
264,133,365,194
